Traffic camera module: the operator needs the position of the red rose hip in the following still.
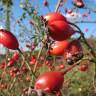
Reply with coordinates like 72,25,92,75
44,12,75,41
34,71,64,93
64,40,83,65
0,29,19,50
48,40,70,56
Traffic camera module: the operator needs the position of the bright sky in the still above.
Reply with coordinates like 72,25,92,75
0,0,96,54
12,0,96,37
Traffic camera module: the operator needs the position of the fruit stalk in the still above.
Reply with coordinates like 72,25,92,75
17,48,36,77
55,0,63,12
62,57,89,75
33,36,48,73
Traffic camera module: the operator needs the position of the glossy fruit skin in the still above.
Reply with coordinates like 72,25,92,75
34,71,64,93
49,40,70,56
64,40,83,65
48,20,75,40
44,12,75,41
0,29,19,50
78,64,88,71
44,12,67,24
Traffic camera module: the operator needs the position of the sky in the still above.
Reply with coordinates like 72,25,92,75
12,0,96,37
0,0,96,54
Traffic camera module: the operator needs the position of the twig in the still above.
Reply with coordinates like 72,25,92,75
55,0,62,12
18,48,36,76
63,57,89,75
17,48,31,71
75,20,96,23
9,78,16,90
33,36,47,73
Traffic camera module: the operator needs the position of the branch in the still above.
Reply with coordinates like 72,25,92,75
63,57,90,75
68,22,96,58
75,20,96,23
54,0,62,12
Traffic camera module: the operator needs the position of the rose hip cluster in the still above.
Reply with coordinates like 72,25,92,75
0,12,88,96
33,12,86,95
43,12,83,65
